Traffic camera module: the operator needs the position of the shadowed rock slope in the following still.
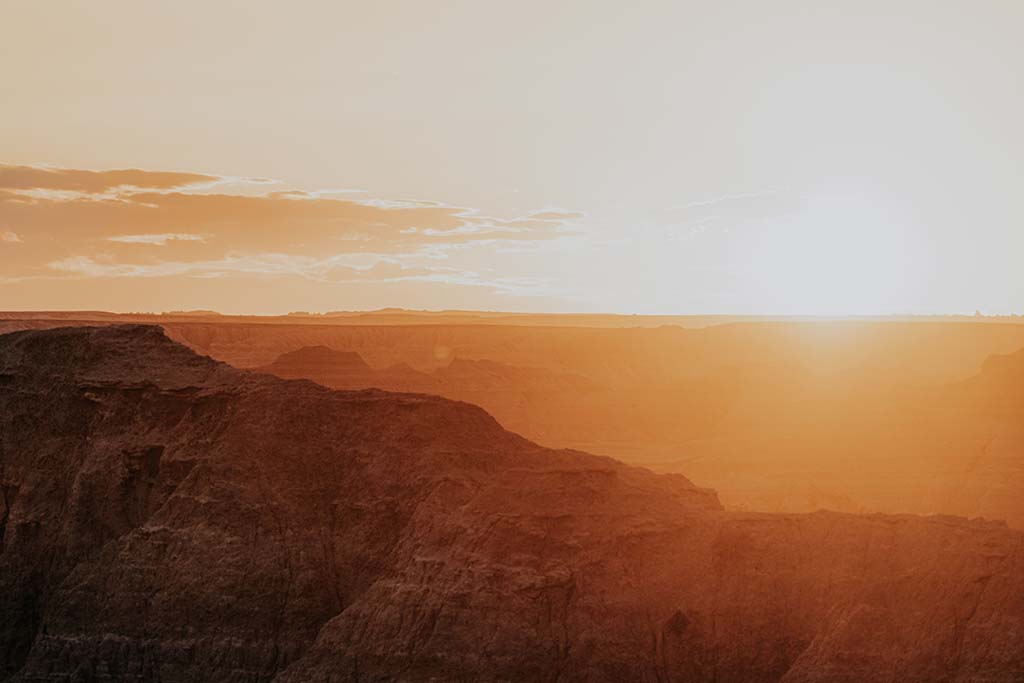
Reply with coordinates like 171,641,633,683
0,326,1021,682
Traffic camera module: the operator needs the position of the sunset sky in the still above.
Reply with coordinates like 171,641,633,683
2,1,1022,315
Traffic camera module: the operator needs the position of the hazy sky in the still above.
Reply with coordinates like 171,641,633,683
2,1,1022,314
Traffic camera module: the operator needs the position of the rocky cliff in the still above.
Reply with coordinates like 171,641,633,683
0,326,1021,682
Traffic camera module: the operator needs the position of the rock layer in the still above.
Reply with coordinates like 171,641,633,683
0,326,1022,682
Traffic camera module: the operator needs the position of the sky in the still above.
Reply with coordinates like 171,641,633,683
2,0,1022,315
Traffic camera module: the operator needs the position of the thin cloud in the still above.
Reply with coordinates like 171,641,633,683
0,163,576,282
526,210,585,221
1,230,22,243
667,189,789,212
0,164,222,194
658,188,803,240
107,233,207,245
47,252,511,291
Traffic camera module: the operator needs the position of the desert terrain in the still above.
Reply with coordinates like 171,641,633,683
4,311,1023,527
1,324,1022,681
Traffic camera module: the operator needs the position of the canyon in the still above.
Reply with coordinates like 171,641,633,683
3,313,1024,526
0,324,1022,681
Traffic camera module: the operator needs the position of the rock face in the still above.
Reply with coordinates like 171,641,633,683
0,325,1022,682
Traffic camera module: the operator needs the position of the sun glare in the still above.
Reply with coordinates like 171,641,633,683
737,189,927,315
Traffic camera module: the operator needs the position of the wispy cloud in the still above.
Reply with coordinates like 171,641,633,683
0,164,578,289
657,188,803,242
0,164,224,194
0,230,21,243
107,233,207,246
43,251,555,301
525,210,585,221
666,189,789,212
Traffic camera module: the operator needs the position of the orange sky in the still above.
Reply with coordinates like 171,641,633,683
2,2,1022,315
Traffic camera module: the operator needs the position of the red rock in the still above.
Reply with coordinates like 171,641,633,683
0,326,1022,681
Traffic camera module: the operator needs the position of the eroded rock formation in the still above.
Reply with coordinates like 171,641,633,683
0,326,1021,681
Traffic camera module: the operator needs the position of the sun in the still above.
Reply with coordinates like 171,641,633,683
739,189,929,315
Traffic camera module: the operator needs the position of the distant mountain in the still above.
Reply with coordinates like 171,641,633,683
256,345,436,393
258,345,595,398
970,346,1024,413
1,325,1022,681
258,345,381,385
